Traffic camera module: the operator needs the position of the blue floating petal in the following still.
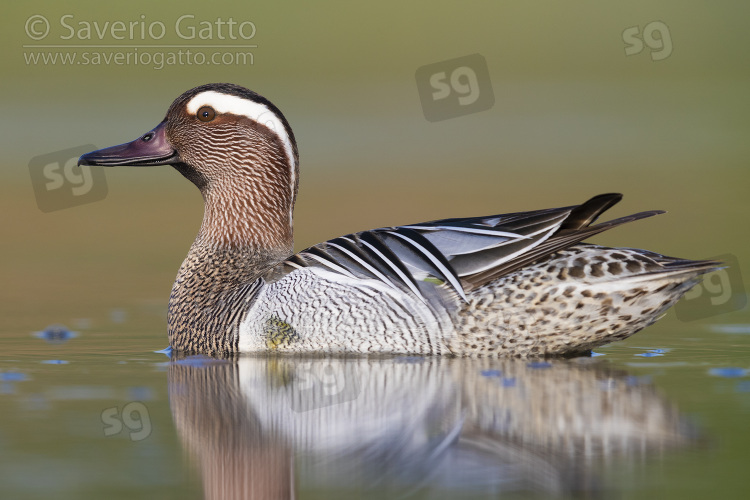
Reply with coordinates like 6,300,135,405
154,346,173,357
33,324,78,344
635,352,664,357
708,367,747,378
501,377,516,387
41,360,69,365
1,372,28,382
481,369,502,377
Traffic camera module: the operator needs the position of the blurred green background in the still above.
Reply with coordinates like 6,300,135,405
1,1,749,498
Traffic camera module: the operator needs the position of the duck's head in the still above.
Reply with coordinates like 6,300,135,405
79,83,299,252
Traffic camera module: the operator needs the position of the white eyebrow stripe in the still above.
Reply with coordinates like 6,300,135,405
186,90,297,226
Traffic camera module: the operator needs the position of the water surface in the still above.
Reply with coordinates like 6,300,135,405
2,315,749,499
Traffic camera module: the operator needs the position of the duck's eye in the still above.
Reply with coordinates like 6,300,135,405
197,106,216,122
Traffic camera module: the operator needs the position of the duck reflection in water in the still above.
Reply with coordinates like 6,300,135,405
168,355,696,499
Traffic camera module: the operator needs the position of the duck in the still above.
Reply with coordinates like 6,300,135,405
78,83,720,357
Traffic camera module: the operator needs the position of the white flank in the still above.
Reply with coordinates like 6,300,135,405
186,90,297,224
238,267,435,353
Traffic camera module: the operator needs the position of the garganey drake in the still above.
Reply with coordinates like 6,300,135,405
79,83,720,357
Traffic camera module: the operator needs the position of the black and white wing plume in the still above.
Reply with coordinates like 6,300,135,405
273,194,664,303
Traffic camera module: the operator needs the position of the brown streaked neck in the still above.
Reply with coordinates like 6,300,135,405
167,160,296,354
196,180,293,255
172,154,296,274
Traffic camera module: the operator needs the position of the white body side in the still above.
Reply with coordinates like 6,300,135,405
238,268,452,354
